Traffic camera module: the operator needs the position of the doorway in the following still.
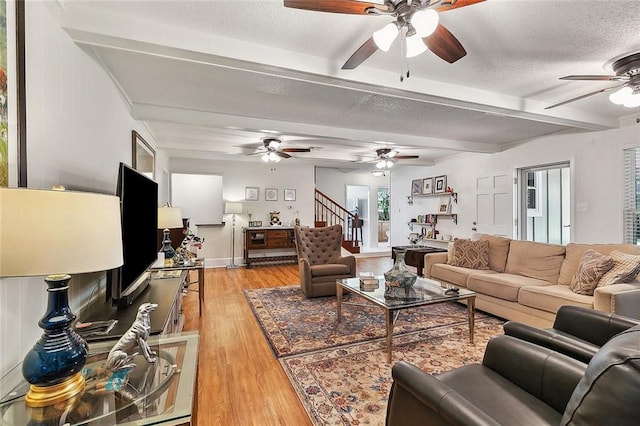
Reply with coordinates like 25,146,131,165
377,186,390,247
517,163,570,244
346,185,369,248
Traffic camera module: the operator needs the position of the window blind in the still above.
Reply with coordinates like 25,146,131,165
623,147,640,245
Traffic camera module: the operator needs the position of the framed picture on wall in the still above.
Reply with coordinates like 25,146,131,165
132,130,155,180
245,186,259,201
265,188,278,201
284,188,296,201
411,179,422,196
1,2,27,187
434,175,447,194
421,177,433,195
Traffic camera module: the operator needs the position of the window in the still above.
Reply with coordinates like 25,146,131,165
623,147,640,244
517,163,570,244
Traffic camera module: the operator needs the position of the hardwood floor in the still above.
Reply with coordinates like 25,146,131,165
181,256,395,425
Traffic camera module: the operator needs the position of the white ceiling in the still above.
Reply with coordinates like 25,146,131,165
61,0,640,168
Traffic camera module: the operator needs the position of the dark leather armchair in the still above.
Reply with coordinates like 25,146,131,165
293,225,356,298
387,325,640,425
504,305,640,363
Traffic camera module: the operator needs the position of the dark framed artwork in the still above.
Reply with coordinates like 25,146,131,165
132,130,155,180
0,1,26,187
434,175,447,194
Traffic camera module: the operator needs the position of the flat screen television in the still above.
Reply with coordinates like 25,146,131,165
107,162,158,308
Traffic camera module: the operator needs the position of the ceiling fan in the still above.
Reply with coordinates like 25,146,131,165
370,148,419,168
546,52,640,110
254,137,312,162
283,0,485,72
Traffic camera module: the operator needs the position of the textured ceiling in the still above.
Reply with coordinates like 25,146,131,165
61,0,640,167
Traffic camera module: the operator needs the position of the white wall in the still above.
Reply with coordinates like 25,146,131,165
0,2,158,377
391,124,640,248
169,158,315,266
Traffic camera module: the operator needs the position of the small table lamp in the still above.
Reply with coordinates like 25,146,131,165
157,206,183,265
0,188,123,407
225,202,243,269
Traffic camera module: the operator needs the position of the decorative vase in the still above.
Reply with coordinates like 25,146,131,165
384,248,418,289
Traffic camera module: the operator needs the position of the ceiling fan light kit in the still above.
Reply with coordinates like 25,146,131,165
376,159,395,169
609,86,640,108
262,152,282,163
411,9,439,37
406,32,428,58
373,22,399,52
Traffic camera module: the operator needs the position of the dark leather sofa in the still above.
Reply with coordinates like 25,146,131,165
504,305,640,363
386,325,640,425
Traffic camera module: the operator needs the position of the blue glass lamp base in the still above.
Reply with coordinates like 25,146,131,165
21,274,88,407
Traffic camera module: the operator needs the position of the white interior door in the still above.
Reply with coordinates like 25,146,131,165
474,171,512,237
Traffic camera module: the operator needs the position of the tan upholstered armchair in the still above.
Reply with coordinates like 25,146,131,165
294,225,356,298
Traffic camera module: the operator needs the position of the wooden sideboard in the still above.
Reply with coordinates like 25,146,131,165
244,227,298,268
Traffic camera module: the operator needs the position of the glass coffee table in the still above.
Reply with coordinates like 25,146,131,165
336,276,476,363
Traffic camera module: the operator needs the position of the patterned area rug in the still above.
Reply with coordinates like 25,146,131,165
280,320,505,425
243,285,497,358
244,285,505,425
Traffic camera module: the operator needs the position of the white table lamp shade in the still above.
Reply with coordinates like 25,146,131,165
225,202,243,215
157,207,183,229
0,188,123,277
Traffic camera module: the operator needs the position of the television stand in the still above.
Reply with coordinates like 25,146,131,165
80,271,187,342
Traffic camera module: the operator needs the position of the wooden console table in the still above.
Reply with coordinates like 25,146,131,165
243,227,298,268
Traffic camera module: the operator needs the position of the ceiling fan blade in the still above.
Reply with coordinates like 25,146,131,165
545,84,624,110
283,0,381,15
275,151,292,159
342,37,379,70
559,75,628,81
395,155,420,160
281,148,312,153
423,24,466,64
437,0,486,13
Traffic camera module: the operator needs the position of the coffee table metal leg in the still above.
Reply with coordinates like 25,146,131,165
336,284,343,323
385,309,393,363
467,297,475,344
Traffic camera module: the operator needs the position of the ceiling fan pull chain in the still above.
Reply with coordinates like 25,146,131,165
400,28,408,82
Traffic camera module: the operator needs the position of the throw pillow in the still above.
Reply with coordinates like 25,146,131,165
569,250,614,295
449,238,490,270
597,250,640,287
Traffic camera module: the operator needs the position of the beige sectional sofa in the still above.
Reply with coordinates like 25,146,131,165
424,235,640,327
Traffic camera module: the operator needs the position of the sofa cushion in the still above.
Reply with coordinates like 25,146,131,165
467,273,551,302
476,233,511,272
558,243,640,286
569,250,614,296
431,263,498,288
505,240,566,284
518,285,593,314
449,239,490,270
597,250,640,287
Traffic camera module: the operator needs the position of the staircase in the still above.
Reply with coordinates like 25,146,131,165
314,189,362,253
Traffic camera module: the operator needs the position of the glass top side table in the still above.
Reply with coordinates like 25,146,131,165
0,332,199,425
